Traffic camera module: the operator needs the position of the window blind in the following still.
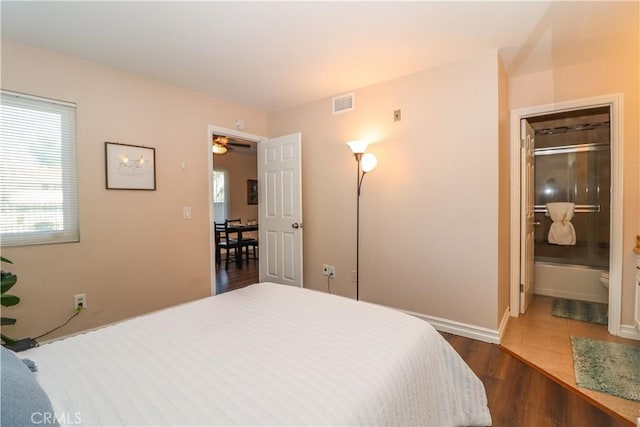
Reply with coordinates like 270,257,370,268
0,90,79,246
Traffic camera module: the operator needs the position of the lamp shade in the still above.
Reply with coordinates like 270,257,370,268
361,153,377,173
212,143,228,155
347,140,369,154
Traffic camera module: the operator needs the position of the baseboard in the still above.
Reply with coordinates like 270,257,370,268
619,323,640,341
535,288,608,304
498,307,511,342
401,308,501,344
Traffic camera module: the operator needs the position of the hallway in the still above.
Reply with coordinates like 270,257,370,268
501,295,640,424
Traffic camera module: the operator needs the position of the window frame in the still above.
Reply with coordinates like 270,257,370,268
0,90,79,247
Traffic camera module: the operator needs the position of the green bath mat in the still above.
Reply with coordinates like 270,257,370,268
571,336,640,401
551,298,608,325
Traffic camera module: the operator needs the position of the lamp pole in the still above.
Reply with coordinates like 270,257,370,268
354,153,363,300
347,141,377,302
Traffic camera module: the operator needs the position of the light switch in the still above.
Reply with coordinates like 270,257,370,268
183,207,192,219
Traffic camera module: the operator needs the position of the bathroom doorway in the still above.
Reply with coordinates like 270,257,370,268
509,93,623,336
504,95,638,422
527,106,611,309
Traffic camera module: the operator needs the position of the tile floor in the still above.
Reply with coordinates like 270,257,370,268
501,295,640,424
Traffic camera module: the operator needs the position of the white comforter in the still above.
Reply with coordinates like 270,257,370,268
22,282,491,426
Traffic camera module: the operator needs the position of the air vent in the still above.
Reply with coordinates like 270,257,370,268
332,93,354,114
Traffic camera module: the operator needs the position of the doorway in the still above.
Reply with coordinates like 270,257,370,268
208,125,264,295
207,127,305,295
503,95,640,422
527,106,611,307
509,94,623,335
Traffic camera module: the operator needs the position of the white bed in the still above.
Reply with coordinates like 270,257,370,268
19,282,491,426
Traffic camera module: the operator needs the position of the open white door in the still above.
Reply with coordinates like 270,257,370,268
520,120,535,313
258,133,303,287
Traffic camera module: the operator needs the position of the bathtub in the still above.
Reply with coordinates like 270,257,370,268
534,262,608,303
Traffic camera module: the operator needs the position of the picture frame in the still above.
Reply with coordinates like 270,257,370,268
105,142,156,190
247,179,258,205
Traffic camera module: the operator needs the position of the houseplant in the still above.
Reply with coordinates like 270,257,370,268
1,256,20,346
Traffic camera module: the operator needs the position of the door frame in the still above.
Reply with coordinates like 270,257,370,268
520,120,536,314
509,93,624,336
207,124,266,295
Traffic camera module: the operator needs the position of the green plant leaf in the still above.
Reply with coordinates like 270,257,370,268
1,334,16,346
0,258,20,332
1,317,16,325
1,272,17,294
1,294,20,307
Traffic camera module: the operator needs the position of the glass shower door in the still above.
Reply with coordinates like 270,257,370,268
533,143,610,269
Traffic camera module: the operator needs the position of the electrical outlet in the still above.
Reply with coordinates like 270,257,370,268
74,293,86,310
322,264,336,278
322,264,330,276
351,270,357,282
394,109,401,121
328,265,335,278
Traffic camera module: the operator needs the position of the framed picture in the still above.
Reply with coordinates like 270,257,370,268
105,142,156,190
247,179,258,205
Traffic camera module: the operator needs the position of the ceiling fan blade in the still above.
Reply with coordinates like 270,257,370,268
227,141,251,148
212,134,256,153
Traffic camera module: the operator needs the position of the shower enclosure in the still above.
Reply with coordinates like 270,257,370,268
530,107,611,303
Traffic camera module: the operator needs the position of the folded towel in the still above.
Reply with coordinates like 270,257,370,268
546,202,576,245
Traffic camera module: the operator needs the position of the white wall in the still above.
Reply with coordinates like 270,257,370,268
269,50,506,331
213,150,259,238
0,40,268,339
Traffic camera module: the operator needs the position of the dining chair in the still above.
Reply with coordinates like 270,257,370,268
214,222,241,269
247,239,259,262
244,219,259,262
225,218,258,264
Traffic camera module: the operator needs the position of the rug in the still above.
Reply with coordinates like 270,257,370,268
571,336,640,401
551,298,608,325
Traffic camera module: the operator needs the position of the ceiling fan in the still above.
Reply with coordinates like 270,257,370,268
212,134,253,155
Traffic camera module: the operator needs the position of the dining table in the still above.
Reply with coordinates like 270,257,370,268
226,223,258,265
226,222,258,238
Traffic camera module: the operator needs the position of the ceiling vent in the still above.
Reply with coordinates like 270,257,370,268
332,93,354,114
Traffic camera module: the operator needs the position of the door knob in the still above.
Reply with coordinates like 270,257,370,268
292,223,300,229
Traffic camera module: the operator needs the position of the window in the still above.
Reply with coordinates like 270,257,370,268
212,169,227,223
0,90,79,246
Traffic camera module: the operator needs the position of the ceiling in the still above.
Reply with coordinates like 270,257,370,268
1,1,637,112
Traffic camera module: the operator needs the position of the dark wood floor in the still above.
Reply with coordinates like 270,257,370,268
215,256,259,294
442,333,631,427
219,266,631,427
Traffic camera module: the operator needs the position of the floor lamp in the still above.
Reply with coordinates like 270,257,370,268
347,141,377,301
